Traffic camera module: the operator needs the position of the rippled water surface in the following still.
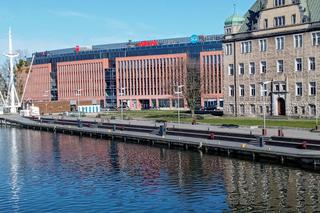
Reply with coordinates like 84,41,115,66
0,128,320,212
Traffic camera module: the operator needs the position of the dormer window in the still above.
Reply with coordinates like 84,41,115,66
225,28,232,34
274,16,286,27
291,14,296,24
275,0,285,7
264,19,268,29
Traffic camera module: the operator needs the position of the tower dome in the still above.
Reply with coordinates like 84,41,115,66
224,13,245,26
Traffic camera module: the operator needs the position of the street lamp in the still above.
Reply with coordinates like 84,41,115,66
43,90,49,115
119,87,125,120
75,89,82,119
174,85,184,126
316,86,319,128
261,81,271,136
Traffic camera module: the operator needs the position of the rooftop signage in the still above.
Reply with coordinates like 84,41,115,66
136,40,159,47
190,35,199,43
75,45,80,53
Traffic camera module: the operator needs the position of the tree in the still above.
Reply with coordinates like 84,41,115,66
0,49,30,102
184,57,201,119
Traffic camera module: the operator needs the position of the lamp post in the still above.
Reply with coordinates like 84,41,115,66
75,89,82,119
119,87,125,120
316,86,319,128
43,90,49,115
174,85,184,126
261,81,271,136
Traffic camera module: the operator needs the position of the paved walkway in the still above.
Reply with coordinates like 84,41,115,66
46,115,320,141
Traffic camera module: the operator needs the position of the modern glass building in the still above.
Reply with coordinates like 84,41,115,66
25,34,223,111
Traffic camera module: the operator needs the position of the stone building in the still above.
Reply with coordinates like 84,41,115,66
223,0,320,117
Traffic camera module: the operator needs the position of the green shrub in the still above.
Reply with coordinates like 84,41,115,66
196,115,204,120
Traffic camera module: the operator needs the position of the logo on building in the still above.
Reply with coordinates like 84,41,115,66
190,35,199,43
75,45,80,53
136,40,159,47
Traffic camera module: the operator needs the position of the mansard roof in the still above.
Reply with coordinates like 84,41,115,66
238,0,320,33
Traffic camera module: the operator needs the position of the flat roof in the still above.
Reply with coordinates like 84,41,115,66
33,34,223,57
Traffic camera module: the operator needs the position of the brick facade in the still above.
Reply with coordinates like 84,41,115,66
57,59,108,106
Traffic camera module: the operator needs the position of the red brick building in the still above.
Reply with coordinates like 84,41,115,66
200,51,224,108
21,63,51,102
116,53,187,110
25,35,223,113
57,59,108,106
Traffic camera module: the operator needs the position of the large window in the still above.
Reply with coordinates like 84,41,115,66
250,84,256,96
239,85,245,97
260,83,268,96
228,64,234,75
296,82,302,96
309,57,316,71
275,0,285,6
312,32,320,46
295,58,302,71
291,14,296,24
225,44,233,55
259,39,267,52
159,99,170,108
239,63,244,75
249,62,256,75
274,16,286,27
240,105,245,115
230,105,235,114
229,85,235,97
309,82,317,96
310,105,316,116
240,41,252,54
260,61,267,73
294,34,303,48
250,105,256,114
276,37,285,50
277,60,284,72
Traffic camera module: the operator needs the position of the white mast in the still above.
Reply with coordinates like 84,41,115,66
5,28,20,113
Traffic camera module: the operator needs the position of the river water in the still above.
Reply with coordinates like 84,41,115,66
0,128,320,212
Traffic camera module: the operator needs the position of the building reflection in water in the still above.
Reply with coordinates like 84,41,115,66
10,128,20,212
4,129,320,211
223,159,320,212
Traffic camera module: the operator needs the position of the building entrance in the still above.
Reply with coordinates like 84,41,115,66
140,100,150,110
277,98,286,116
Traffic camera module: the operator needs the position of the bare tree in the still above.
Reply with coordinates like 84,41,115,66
0,49,30,100
184,57,201,119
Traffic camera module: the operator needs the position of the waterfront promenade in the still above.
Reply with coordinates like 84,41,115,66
1,114,320,170
48,115,320,141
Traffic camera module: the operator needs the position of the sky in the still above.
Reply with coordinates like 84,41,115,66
0,0,254,56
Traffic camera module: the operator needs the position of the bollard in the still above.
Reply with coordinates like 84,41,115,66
258,136,265,147
77,119,83,128
299,141,308,149
159,125,164,136
278,128,284,137
262,128,267,136
209,132,215,140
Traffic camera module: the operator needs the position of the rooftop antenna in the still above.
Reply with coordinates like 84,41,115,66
5,28,20,113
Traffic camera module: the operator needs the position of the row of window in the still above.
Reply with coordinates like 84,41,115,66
229,104,317,116
225,32,320,55
228,57,316,75
274,0,285,7
228,82,317,97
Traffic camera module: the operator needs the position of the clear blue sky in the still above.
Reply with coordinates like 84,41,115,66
0,0,253,55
